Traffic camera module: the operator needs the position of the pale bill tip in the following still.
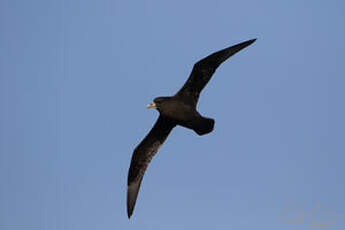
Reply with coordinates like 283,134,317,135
146,103,156,109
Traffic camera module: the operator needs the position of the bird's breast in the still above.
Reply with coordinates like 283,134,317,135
161,101,196,122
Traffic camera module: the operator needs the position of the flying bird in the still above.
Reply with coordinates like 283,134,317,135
127,39,256,218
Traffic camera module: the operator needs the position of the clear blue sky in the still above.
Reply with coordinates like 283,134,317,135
1,0,345,229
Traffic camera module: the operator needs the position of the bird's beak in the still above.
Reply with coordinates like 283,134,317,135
146,103,156,109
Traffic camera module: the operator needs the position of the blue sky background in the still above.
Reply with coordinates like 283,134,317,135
1,0,345,229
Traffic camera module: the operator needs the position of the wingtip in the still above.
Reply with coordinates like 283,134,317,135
127,211,132,219
230,38,256,52
127,202,134,219
126,186,135,219
127,180,142,220
245,38,257,45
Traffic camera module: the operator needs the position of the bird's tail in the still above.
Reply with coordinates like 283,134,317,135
193,117,215,136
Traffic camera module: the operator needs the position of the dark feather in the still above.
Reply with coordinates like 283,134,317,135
176,39,256,105
127,116,176,218
126,39,256,218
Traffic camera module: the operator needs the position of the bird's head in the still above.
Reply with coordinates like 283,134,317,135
146,97,170,110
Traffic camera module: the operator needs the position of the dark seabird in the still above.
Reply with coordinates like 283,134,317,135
127,39,256,218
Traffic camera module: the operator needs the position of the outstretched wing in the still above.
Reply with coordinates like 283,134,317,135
127,115,176,218
176,39,256,106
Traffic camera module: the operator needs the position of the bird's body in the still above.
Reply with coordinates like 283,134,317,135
151,96,214,135
156,97,196,122
127,39,256,218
